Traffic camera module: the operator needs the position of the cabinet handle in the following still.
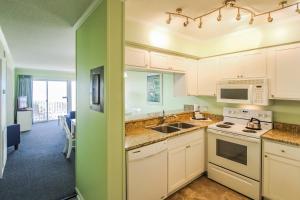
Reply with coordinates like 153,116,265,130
186,145,191,148
271,94,275,98
281,150,285,153
264,155,268,158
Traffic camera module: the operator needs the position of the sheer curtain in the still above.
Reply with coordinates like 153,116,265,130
18,75,33,108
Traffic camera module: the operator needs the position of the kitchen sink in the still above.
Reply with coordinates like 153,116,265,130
168,122,195,129
151,126,180,134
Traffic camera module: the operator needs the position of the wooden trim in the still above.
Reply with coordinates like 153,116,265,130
125,41,201,60
201,40,300,59
73,0,103,30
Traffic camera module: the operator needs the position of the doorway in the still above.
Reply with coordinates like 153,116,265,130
32,80,68,123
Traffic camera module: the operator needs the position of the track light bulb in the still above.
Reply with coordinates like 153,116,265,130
166,14,171,24
236,8,241,21
249,15,254,25
296,3,300,14
267,12,273,22
217,9,222,21
183,18,189,27
198,18,203,28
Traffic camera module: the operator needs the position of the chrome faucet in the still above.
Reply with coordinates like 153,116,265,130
159,110,167,125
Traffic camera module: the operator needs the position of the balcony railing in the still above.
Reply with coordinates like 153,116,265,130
33,101,67,122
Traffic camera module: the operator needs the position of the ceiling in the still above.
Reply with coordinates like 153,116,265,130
126,0,300,40
0,0,94,71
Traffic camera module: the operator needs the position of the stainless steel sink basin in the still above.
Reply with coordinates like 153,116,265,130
151,126,180,134
168,122,195,129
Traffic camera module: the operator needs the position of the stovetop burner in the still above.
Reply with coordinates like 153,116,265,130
216,124,231,128
243,129,257,133
223,122,235,125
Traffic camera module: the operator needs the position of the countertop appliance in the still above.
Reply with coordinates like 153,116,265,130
127,141,167,200
216,78,269,105
207,107,272,200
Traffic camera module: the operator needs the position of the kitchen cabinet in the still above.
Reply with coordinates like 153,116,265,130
167,129,205,194
239,50,267,78
168,55,186,72
186,139,205,181
149,52,171,70
263,140,300,200
197,57,220,96
219,54,241,79
125,47,149,68
168,146,187,192
185,59,198,96
219,50,267,79
268,43,300,100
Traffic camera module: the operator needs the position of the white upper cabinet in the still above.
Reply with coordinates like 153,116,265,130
198,57,220,96
125,47,149,68
168,55,187,72
218,50,267,79
268,43,300,100
219,54,242,79
186,59,198,96
239,50,267,78
149,52,171,70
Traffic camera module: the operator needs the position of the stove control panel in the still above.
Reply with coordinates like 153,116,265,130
224,107,272,122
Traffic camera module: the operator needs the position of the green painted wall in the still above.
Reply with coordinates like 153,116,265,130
125,71,200,114
15,68,75,80
76,0,124,199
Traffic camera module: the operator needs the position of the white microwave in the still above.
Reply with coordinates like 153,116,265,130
216,78,269,105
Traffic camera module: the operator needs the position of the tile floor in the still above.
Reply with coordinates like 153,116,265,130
167,176,250,200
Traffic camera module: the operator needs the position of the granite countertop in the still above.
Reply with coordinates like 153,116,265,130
262,129,300,146
125,119,216,151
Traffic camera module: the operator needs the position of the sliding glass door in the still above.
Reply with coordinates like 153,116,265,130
33,80,68,123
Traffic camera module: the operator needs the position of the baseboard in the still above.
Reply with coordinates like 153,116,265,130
75,187,85,200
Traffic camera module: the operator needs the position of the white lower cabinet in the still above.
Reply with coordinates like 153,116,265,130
167,129,205,194
263,140,300,200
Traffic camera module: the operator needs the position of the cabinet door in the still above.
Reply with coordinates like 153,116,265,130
150,52,171,70
240,50,267,78
263,153,300,200
268,44,300,100
169,55,186,72
186,139,205,181
186,59,198,96
219,54,242,79
168,146,186,193
198,58,220,96
125,47,149,68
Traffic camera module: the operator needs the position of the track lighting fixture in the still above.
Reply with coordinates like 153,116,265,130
236,8,241,20
165,0,300,30
183,18,189,27
267,12,273,22
198,18,203,28
166,14,171,24
217,9,222,21
249,14,254,25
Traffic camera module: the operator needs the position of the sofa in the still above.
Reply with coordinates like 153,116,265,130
7,124,21,150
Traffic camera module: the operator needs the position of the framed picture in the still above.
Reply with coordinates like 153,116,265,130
147,73,163,104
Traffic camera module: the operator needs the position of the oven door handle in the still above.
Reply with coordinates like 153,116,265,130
208,129,260,143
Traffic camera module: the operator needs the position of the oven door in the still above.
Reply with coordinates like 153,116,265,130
208,129,261,181
217,84,253,104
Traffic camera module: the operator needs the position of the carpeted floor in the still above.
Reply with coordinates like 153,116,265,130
0,121,75,200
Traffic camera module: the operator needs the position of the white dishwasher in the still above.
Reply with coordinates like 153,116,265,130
127,141,168,200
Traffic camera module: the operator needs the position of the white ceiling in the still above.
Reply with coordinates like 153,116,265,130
0,0,94,71
126,0,300,40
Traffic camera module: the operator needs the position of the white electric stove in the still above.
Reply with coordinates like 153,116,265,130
207,107,273,200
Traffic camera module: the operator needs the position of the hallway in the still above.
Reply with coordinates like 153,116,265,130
0,121,75,200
